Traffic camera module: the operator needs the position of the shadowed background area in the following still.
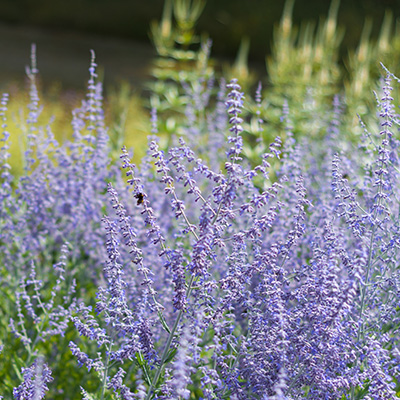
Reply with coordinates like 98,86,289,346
1,0,400,90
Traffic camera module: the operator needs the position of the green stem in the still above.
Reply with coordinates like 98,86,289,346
100,341,113,400
145,274,196,400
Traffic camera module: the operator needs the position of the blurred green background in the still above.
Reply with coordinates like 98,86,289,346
1,0,400,90
2,0,400,177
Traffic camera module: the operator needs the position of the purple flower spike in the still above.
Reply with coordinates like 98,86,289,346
13,358,53,400
225,79,245,161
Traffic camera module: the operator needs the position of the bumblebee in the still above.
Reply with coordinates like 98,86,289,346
134,192,144,205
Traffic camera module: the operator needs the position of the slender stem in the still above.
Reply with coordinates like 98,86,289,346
145,274,196,400
100,341,113,400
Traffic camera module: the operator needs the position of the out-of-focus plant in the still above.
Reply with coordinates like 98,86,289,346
149,0,213,137
267,0,343,107
3,81,151,176
223,36,258,93
1,82,81,177
344,11,400,131
105,82,150,164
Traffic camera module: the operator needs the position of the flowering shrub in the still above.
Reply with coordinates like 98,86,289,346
0,41,399,400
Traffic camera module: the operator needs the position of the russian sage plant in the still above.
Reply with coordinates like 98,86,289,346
71,67,399,399
1,42,400,400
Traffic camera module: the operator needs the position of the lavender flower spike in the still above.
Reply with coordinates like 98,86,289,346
225,78,244,160
13,357,53,400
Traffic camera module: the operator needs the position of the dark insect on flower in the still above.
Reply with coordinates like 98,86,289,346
134,192,144,205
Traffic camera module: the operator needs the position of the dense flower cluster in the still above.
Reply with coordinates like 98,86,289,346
0,45,399,400
12,358,53,400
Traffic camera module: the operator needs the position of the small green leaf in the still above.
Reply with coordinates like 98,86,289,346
11,356,25,381
135,352,152,386
158,310,171,334
164,347,177,364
